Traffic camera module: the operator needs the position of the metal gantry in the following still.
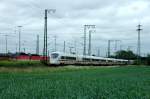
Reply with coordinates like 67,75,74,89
83,25,96,56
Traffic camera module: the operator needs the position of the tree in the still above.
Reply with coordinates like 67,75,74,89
115,50,137,60
147,54,150,65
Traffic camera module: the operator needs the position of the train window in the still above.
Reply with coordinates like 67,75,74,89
100,60,106,62
67,57,76,60
51,53,59,58
83,58,91,61
92,59,99,61
61,56,65,59
108,60,113,62
61,56,76,60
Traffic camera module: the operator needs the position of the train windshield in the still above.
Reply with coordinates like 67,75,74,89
51,53,59,58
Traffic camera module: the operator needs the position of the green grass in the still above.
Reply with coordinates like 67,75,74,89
0,66,150,99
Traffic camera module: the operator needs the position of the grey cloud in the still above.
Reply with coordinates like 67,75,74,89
0,0,150,56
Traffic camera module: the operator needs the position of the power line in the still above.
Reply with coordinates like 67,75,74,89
27,0,42,10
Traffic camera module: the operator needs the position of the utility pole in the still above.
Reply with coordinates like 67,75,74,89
108,40,114,58
88,30,92,56
74,40,77,54
120,44,123,51
43,9,56,63
63,41,66,53
108,40,111,58
15,43,18,53
0,33,4,53
115,40,121,58
5,35,8,53
22,40,26,53
97,48,100,57
1,33,15,53
2,34,9,54
83,25,87,56
23,48,26,53
137,24,142,64
43,9,47,62
18,26,22,53
36,35,39,55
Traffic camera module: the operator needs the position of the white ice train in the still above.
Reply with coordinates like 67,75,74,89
50,52,131,65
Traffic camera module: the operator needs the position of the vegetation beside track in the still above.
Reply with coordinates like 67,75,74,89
0,60,44,67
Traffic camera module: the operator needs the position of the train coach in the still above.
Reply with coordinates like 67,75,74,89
50,52,132,66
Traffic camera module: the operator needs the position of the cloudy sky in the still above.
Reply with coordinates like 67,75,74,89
0,0,150,56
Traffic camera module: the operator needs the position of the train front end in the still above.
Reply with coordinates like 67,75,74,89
50,52,60,65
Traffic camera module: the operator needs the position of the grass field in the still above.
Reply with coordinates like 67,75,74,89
0,65,150,99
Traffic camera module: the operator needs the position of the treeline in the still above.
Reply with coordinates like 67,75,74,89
110,50,150,65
